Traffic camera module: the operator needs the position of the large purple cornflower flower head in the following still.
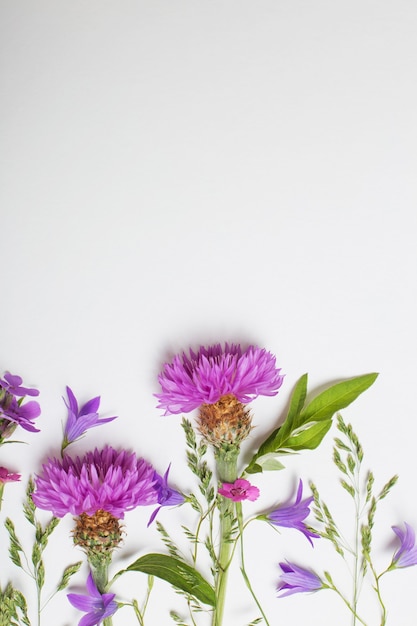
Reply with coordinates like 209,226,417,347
62,386,117,451
67,572,118,626
156,343,284,414
147,464,185,526
0,371,41,437
32,446,159,519
390,523,417,568
156,343,284,449
260,479,320,545
277,561,323,597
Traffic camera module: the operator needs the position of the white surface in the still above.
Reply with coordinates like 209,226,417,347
1,1,416,624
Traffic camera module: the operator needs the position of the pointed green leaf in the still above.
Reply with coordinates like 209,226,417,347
285,373,308,429
123,554,216,607
244,373,378,474
252,454,286,472
284,419,333,451
299,373,378,422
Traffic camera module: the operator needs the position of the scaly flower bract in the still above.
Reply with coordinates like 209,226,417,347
277,561,322,597
63,387,117,448
218,478,260,502
262,479,320,545
147,464,185,526
391,523,417,568
33,446,159,519
67,572,117,626
156,343,284,415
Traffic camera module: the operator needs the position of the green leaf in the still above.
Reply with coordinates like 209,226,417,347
253,454,286,471
244,373,378,474
284,420,333,451
298,373,378,423
285,373,308,429
122,554,216,607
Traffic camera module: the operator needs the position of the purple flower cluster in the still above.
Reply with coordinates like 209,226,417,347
0,372,41,435
156,343,284,415
33,446,160,519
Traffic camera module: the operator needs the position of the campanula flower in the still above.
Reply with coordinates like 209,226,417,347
218,478,260,502
147,464,185,526
390,523,417,568
277,561,323,597
67,572,118,626
62,387,117,450
260,479,319,545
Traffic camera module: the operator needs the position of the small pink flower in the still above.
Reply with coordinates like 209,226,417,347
218,478,260,502
0,467,21,483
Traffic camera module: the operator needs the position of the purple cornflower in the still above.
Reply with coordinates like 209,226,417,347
67,572,117,626
0,371,41,435
218,478,260,502
277,561,323,597
62,387,117,449
32,446,159,519
147,464,185,526
156,343,284,415
261,479,320,545
391,523,417,568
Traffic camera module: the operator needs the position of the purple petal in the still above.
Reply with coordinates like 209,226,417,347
67,593,94,612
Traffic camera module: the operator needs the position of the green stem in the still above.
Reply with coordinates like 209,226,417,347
237,505,270,626
372,568,388,625
212,447,239,626
329,584,368,626
90,562,113,626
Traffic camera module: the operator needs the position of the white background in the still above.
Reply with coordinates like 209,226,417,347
1,1,416,625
